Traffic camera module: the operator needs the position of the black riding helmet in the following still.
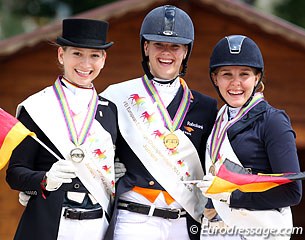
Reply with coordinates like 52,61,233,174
140,5,194,80
209,35,264,107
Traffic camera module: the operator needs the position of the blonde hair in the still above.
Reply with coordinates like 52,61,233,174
255,81,265,92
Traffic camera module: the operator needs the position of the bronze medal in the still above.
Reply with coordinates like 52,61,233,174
163,133,179,150
70,148,85,163
209,164,216,176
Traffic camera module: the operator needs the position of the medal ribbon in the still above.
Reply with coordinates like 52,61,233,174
53,78,98,146
209,93,264,164
142,75,191,132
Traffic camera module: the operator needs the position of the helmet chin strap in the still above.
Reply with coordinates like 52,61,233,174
242,73,263,107
153,77,178,85
142,59,154,80
180,59,187,77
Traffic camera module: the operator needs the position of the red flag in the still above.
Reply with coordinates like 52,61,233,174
206,159,305,194
0,108,36,170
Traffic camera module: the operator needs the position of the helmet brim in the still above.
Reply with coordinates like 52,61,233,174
210,63,264,72
142,34,192,45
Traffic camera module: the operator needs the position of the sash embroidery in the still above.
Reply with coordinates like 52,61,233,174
124,93,192,180
18,86,115,213
137,75,193,178
102,77,205,222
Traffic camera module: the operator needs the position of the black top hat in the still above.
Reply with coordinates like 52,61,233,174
56,18,113,49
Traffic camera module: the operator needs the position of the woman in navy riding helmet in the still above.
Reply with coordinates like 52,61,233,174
197,35,302,239
102,5,218,240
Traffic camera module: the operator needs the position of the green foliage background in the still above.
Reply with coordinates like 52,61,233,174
273,0,305,29
0,0,114,39
0,0,304,40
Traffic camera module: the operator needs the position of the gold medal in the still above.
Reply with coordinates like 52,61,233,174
209,164,216,176
163,133,179,150
70,148,85,163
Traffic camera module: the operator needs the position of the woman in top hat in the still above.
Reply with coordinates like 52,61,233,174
101,5,217,240
6,18,118,240
197,35,302,239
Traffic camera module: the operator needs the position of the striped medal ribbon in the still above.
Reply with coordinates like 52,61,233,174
53,78,98,162
142,75,192,150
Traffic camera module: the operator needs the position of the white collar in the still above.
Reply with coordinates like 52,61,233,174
228,106,241,120
152,77,180,88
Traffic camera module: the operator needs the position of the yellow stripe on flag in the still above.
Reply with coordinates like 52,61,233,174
0,122,35,170
206,176,281,194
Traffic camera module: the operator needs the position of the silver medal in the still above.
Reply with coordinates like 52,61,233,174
70,148,85,163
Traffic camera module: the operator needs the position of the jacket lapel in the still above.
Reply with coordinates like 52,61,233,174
167,86,197,119
228,101,267,140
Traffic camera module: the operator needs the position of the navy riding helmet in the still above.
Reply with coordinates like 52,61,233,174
140,5,194,79
209,35,264,107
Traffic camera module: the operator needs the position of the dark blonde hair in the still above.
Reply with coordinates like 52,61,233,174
252,67,265,92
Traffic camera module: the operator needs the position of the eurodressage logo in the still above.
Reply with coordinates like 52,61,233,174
200,221,304,238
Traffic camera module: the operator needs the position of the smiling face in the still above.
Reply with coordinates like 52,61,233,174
58,46,106,87
144,41,188,80
212,66,260,107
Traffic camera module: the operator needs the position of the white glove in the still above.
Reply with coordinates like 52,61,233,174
19,192,31,207
197,174,215,193
114,159,126,182
197,174,231,204
45,160,77,191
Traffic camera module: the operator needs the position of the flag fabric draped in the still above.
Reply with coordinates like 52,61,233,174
206,158,305,194
0,108,36,170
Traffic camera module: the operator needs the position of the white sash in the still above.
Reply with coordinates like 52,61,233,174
102,78,206,222
17,86,115,213
205,105,292,240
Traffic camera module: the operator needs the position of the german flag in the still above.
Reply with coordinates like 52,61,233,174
206,159,305,194
0,108,36,170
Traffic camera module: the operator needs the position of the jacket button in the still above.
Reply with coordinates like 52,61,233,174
73,183,80,189
149,181,155,186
